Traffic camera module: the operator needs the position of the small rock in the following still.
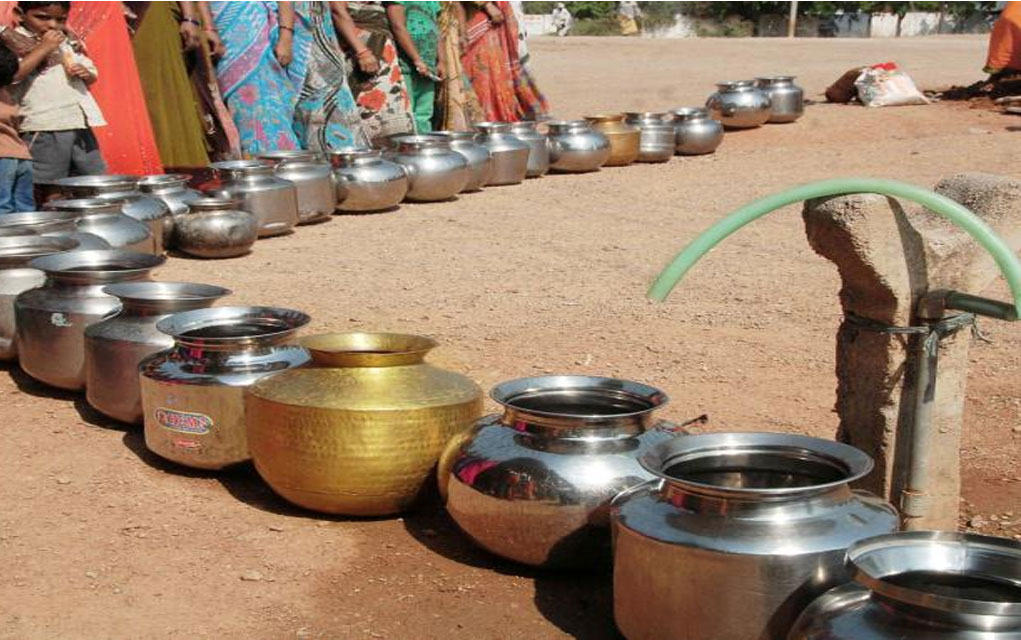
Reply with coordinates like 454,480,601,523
240,570,264,582
969,515,987,528
268,525,284,532
968,127,992,135
1013,426,1021,434
56,477,71,485
84,571,97,579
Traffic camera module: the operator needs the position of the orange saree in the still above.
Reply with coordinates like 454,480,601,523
986,3,1021,74
69,2,162,174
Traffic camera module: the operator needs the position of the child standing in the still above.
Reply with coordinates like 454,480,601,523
0,45,33,213
387,2,443,133
2,1,106,183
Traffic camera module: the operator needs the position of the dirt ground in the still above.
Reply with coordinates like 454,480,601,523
3,35,1020,639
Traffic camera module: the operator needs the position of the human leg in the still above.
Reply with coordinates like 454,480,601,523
13,159,34,212
23,131,74,183
69,129,107,176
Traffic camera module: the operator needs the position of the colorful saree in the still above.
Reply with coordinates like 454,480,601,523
462,1,547,123
69,2,163,174
131,1,210,167
434,1,483,130
345,2,414,146
293,2,367,151
210,0,311,154
986,3,1021,74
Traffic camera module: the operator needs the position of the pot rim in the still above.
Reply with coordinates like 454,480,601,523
137,174,193,190
300,332,438,367
156,305,310,346
257,150,318,163
44,197,124,214
848,531,1021,619
671,107,711,120
27,249,165,276
624,111,668,120
434,130,481,143
639,431,874,498
490,375,668,420
53,174,140,191
584,113,627,123
390,134,452,151
545,119,589,129
0,210,80,228
0,234,77,262
756,75,796,83
474,121,512,133
102,281,232,305
181,195,243,210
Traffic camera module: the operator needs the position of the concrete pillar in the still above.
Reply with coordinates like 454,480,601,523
802,173,1021,530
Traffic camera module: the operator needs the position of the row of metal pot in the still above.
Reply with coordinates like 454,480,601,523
0,246,1017,638
707,75,805,129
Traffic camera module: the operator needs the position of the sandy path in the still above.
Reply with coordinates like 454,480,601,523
2,35,1018,639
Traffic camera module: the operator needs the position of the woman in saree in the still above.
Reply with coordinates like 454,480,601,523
332,1,414,146
433,0,483,130
68,2,163,174
200,1,365,155
128,2,210,168
460,1,547,123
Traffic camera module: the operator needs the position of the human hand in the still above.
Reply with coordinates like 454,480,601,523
485,3,504,24
357,50,379,74
39,29,65,53
66,63,94,82
179,21,201,50
274,34,293,66
206,30,226,58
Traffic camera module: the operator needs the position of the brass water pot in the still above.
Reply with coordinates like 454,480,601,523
584,114,640,167
245,333,483,516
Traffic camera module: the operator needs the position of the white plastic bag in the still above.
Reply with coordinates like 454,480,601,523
854,63,929,107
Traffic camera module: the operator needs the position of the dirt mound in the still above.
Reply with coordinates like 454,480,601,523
939,73,1021,102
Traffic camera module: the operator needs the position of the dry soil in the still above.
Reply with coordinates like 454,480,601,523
2,35,1019,640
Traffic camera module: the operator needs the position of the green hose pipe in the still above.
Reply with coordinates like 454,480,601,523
647,178,1021,319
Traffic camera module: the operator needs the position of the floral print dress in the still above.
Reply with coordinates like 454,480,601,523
344,1,414,146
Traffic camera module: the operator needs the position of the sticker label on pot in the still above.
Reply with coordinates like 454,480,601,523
155,408,213,435
50,312,72,328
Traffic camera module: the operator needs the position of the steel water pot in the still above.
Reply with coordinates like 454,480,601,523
509,121,550,178
246,333,484,516
706,80,773,129
53,175,173,253
15,250,165,391
84,282,231,425
0,210,110,250
258,152,337,224
174,197,258,259
546,120,611,173
789,531,1021,639
209,160,299,237
329,148,408,212
585,114,640,166
611,432,899,640
0,235,78,361
757,76,804,124
434,131,492,193
624,112,675,163
474,122,529,186
386,135,470,202
45,198,154,254
137,174,201,217
671,107,725,155
140,306,311,470
439,375,679,569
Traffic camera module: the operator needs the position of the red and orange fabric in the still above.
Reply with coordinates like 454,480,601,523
462,1,547,123
0,1,162,174
986,2,1021,74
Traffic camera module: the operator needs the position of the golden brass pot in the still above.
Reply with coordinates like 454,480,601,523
584,114,640,167
245,332,483,516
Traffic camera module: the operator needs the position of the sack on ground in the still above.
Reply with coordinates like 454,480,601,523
854,62,929,107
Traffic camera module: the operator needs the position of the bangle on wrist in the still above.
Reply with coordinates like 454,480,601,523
279,24,294,32
356,49,373,58
182,17,201,26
